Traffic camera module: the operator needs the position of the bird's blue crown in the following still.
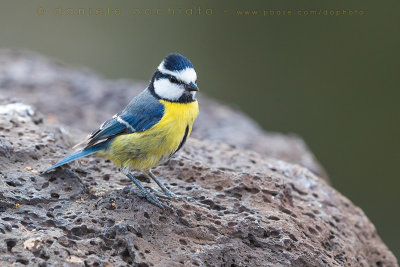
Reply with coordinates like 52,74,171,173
162,53,194,71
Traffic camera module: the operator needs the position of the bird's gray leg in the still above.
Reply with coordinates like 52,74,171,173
123,170,166,209
147,170,178,198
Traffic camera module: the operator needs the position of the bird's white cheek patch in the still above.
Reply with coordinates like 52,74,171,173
154,78,184,101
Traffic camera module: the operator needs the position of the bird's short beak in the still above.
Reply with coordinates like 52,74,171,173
185,82,199,92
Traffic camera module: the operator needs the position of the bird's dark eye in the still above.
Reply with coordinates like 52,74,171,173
169,76,179,84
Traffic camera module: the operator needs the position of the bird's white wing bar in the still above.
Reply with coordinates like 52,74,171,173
116,115,136,132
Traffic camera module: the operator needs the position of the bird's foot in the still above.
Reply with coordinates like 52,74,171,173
123,186,145,198
123,186,169,209
144,193,169,209
148,187,195,202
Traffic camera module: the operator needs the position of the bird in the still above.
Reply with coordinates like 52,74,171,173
44,53,199,208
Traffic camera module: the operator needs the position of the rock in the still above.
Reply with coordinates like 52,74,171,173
23,237,43,252
0,100,397,266
0,49,327,179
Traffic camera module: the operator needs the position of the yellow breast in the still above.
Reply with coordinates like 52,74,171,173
106,100,199,170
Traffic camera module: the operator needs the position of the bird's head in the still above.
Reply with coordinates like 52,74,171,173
150,53,199,103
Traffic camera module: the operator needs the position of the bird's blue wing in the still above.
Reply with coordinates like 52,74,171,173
83,89,164,148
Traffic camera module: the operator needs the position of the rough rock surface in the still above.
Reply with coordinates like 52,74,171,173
0,49,327,179
0,99,397,266
0,50,397,266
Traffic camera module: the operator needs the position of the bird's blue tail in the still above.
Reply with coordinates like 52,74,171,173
44,142,107,173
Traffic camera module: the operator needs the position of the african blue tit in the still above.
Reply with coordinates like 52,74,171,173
44,53,199,208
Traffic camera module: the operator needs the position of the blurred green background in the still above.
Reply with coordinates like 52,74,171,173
0,0,399,258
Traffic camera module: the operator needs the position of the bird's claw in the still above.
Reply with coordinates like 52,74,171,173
123,186,170,209
148,188,195,202
123,186,145,197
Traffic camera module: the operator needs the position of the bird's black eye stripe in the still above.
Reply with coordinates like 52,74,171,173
169,76,182,84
